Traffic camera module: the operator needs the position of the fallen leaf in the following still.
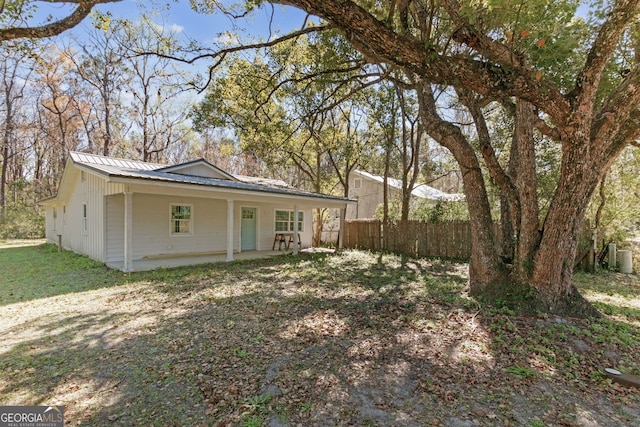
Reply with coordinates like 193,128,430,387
537,39,546,48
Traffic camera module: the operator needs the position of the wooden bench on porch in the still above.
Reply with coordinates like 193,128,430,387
272,232,301,251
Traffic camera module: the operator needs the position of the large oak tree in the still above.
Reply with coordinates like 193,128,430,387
198,0,640,315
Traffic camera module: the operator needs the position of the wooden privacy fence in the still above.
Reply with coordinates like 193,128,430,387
343,219,384,251
344,219,594,266
343,219,495,260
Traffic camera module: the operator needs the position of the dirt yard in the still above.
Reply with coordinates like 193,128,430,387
1,242,639,426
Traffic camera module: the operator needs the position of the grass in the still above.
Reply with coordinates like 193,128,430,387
0,241,122,304
1,241,639,426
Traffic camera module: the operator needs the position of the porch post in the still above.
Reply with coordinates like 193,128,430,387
338,204,346,250
227,199,234,261
124,192,133,272
293,204,299,254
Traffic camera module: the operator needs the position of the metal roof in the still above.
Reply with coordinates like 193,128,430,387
69,152,353,203
71,152,163,171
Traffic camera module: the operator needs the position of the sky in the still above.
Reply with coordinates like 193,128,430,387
25,0,315,93
35,0,311,45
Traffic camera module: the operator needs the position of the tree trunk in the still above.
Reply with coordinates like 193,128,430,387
417,84,507,288
265,0,639,317
1,95,12,221
0,142,8,220
500,194,515,261
313,208,323,247
530,142,602,315
103,96,111,156
399,93,411,222
511,100,541,278
594,172,607,229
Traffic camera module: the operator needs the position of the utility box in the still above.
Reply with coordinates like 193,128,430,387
618,250,633,274
608,243,617,270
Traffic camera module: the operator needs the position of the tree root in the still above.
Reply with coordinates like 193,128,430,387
470,280,601,318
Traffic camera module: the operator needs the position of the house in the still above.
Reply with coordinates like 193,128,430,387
346,169,465,219
41,152,354,272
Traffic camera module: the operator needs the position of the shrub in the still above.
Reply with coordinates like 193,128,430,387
0,205,45,239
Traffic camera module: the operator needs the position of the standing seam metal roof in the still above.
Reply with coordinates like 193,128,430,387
69,152,352,203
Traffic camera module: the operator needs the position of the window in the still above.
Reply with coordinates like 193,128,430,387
62,205,66,222
274,210,303,232
80,171,86,182
82,203,87,233
53,208,57,231
171,204,192,235
354,178,362,189
242,208,255,220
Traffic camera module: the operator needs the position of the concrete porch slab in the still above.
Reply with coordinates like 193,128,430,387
106,250,288,272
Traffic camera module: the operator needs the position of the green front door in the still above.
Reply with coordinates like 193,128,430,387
241,207,257,251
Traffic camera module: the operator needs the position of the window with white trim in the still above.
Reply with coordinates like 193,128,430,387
53,208,57,231
82,203,87,233
171,204,193,235
354,178,362,189
274,210,303,232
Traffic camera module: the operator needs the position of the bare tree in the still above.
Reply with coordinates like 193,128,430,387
66,25,129,156
32,46,86,191
117,17,192,162
0,41,35,219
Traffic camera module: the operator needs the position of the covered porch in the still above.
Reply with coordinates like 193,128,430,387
111,185,352,272
106,247,335,272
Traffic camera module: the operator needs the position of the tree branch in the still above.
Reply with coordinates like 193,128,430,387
262,60,366,108
502,98,561,141
532,116,561,141
145,24,333,91
273,0,571,127
0,0,123,41
458,88,520,225
441,0,521,66
595,68,640,146
569,0,640,119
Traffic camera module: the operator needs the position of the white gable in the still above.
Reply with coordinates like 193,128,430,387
156,159,236,180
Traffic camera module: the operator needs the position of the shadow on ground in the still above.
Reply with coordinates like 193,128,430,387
1,249,639,426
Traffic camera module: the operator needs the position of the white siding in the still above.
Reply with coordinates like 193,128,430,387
101,195,315,261
105,182,125,196
105,194,124,263
130,194,230,259
73,172,106,261
44,205,60,243
175,164,228,179
46,167,107,262
347,174,400,219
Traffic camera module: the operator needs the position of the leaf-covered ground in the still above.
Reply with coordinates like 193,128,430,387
1,242,639,426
